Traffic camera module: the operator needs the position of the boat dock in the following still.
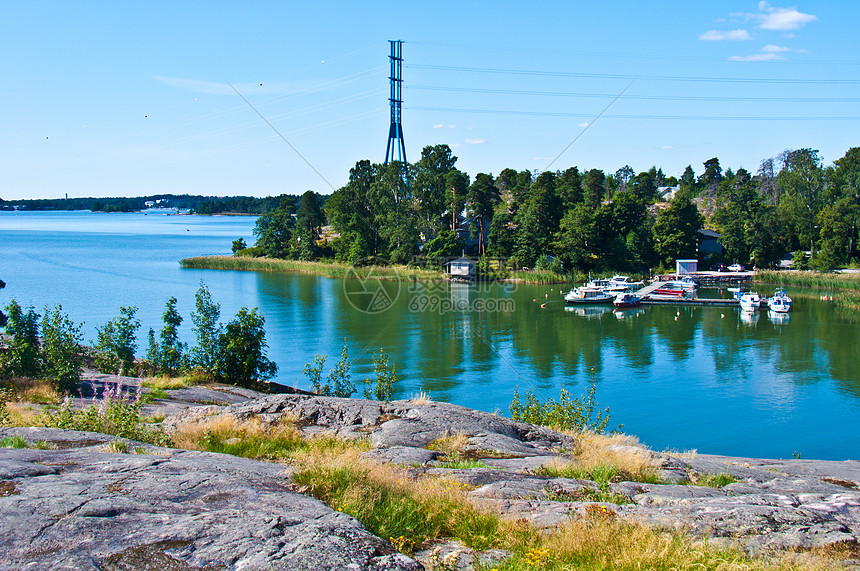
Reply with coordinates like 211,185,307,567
634,281,741,307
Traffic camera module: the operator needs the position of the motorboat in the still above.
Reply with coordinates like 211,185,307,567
739,291,764,312
608,275,645,289
767,289,792,313
564,285,615,304
613,292,641,308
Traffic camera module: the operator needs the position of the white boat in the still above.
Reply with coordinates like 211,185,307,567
564,285,615,304
608,275,645,289
739,291,764,312
767,289,792,313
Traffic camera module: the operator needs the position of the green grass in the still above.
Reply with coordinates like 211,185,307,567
0,435,53,449
693,473,738,488
755,269,860,291
180,255,447,282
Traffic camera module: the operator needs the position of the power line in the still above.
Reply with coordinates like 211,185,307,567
408,84,860,104
407,64,860,84
407,105,860,121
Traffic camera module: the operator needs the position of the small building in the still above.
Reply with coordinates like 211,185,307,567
676,259,698,275
657,186,679,201
444,257,477,281
697,228,723,255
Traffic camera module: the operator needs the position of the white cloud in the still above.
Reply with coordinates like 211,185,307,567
432,124,444,129
464,138,486,145
660,145,676,150
578,121,590,128
730,42,793,61
448,125,457,129
729,52,784,61
450,143,462,148
757,2,817,30
699,29,752,41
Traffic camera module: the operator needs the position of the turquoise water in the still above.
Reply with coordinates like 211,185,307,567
2,210,858,460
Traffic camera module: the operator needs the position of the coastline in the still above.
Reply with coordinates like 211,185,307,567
180,255,574,284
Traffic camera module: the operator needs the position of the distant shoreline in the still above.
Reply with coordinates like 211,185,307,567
179,255,574,284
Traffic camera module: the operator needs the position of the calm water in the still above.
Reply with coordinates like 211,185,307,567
2,211,859,460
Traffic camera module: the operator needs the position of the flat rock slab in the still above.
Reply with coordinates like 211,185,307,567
0,428,421,571
177,395,575,459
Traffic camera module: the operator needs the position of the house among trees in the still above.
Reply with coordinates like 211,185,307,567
697,229,723,255
657,186,679,201
444,257,477,281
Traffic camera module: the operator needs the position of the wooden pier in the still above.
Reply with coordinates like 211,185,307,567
635,279,742,307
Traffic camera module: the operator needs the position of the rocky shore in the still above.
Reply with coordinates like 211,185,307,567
2,385,859,569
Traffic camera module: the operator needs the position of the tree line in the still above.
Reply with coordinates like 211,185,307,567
245,145,860,272
1,193,298,215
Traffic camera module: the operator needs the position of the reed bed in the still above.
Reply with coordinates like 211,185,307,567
755,270,860,291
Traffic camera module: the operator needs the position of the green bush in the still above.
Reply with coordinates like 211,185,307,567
216,307,277,389
46,385,169,446
94,306,140,375
303,340,354,397
40,305,84,393
363,348,398,402
1,300,42,378
509,381,615,433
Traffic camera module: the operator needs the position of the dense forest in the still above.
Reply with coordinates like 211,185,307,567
0,194,292,215
249,145,860,273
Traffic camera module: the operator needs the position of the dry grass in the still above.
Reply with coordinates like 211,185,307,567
573,431,659,483
510,518,841,571
4,401,47,427
425,433,470,457
409,391,433,405
5,378,61,404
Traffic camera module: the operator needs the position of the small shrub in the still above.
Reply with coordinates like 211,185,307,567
1,300,42,378
44,381,169,446
303,340,354,397
0,387,11,424
363,348,398,402
509,380,615,433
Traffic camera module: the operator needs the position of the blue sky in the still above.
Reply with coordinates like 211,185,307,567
2,1,857,200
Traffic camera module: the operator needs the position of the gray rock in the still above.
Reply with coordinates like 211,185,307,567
167,395,575,459
0,428,422,571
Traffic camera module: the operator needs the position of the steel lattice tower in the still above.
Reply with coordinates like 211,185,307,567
384,40,406,165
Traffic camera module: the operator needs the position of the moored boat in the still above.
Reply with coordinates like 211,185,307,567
613,292,641,308
648,281,696,299
767,289,792,313
564,285,615,304
739,291,764,312
608,275,645,289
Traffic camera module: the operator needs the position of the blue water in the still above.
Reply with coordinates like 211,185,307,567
2,210,859,460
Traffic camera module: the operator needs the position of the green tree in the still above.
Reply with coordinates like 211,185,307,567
253,196,295,259
295,190,325,261
777,148,826,257
700,157,723,199
466,173,499,256
581,169,606,210
513,171,561,267
554,203,599,270
217,307,277,389
41,305,84,393
412,144,459,241
94,306,140,375
146,297,187,375
1,300,41,378
231,237,247,254
190,283,222,378
652,188,704,267
327,160,380,262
